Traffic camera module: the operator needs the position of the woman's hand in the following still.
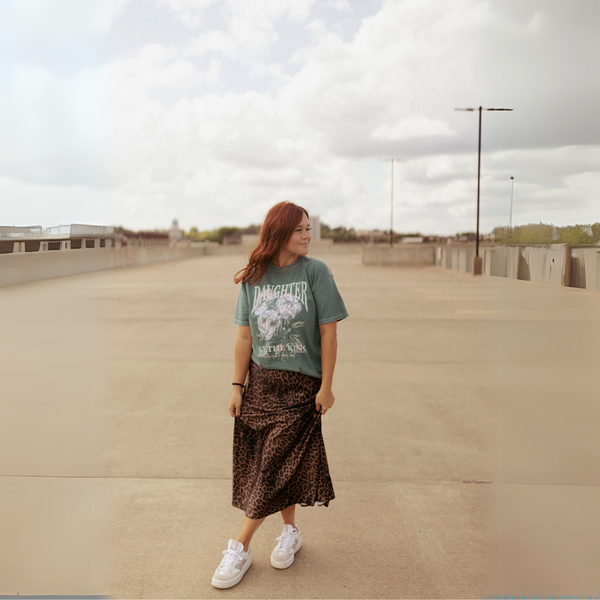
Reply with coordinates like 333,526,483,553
229,388,243,418
315,389,335,415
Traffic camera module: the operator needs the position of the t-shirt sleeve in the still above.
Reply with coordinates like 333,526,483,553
311,264,349,325
233,284,250,326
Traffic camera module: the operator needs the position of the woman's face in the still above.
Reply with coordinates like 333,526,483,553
284,213,311,257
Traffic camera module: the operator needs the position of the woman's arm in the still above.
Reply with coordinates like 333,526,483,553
229,325,252,417
315,321,337,415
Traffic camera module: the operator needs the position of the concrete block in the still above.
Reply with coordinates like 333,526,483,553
568,248,599,289
362,244,435,266
458,249,468,272
483,249,491,276
548,244,570,286
490,247,507,277
0,246,208,287
506,246,521,279
466,248,474,273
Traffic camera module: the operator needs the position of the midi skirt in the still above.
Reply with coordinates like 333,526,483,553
232,360,335,519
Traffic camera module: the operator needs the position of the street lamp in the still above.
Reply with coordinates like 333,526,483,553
382,158,401,247
509,176,515,229
455,106,513,274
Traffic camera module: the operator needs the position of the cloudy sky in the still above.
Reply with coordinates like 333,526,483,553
1,0,598,235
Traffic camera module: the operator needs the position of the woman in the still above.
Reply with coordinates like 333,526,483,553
211,201,349,589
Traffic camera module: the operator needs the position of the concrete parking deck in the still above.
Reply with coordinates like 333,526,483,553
2,251,599,598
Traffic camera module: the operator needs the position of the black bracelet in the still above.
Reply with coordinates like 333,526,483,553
232,382,245,387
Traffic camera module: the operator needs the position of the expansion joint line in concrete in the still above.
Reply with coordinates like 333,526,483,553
0,474,495,484
5,475,598,487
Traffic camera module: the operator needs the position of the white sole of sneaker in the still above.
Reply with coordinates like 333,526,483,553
271,540,302,569
211,555,252,589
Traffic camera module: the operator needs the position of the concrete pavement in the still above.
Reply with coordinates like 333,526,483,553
102,253,494,598
2,251,599,598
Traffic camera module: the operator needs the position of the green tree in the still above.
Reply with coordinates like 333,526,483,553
491,222,600,246
184,226,242,244
320,224,361,243
511,222,555,245
558,225,593,246
492,226,511,243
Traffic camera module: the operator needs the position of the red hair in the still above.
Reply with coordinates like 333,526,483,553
234,202,309,285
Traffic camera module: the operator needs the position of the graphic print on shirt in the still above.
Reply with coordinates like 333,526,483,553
251,283,308,361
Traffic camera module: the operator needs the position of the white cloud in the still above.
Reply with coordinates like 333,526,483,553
0,174,109,226
371,117,457,141
3,0,599,236
0,63,108,187
170,0,316,58
155,0,217,27
284,0,488,158
330,0,351,11
185,31,237,59
526,10,544,34
101,0,600,234
12,0,115,35
106,44,204,100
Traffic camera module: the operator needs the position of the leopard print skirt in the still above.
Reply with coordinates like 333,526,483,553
232,360,335,519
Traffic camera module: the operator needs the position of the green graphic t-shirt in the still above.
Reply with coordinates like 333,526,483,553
234,256,349,379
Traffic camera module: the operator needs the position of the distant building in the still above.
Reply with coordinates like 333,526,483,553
169,219,183,241
223,233,242,245
0,223,121,253
310,216,321,240
0,223,171,254
0,225,43,237
401,236,423,244
356,230,389,243
242,234,259,246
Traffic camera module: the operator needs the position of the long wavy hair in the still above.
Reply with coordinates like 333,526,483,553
234,202,309,285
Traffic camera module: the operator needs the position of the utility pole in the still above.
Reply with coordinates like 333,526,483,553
382,158,401,247
455,106,513,274
509,176,515,229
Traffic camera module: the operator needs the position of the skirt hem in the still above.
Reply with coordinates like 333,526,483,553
232,494,335,520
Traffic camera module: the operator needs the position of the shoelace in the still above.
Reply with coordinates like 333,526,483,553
219,547,244,573
276,529,297,553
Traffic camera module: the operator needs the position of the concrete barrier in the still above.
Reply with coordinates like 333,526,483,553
489,246,508,277
506,246,520,279
570,247,600,291
457,248,476,273
203,239,361,257
520,244,571,287
446,243,599,290
362,244,436,266
0,239,366,288
0,245,208,288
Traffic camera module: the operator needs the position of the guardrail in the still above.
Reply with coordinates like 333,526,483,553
0,244,207,288
435,244,600,291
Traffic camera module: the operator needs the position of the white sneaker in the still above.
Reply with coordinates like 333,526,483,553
211,539,252,589
270,524,302,569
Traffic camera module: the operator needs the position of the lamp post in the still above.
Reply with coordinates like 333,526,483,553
509,176,514,229
382,158,401,247
455,106,513,274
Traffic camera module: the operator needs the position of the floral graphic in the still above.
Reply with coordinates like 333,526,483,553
252,289,306,357
257,310,281,341
254,302,270,316
276,294,302,319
